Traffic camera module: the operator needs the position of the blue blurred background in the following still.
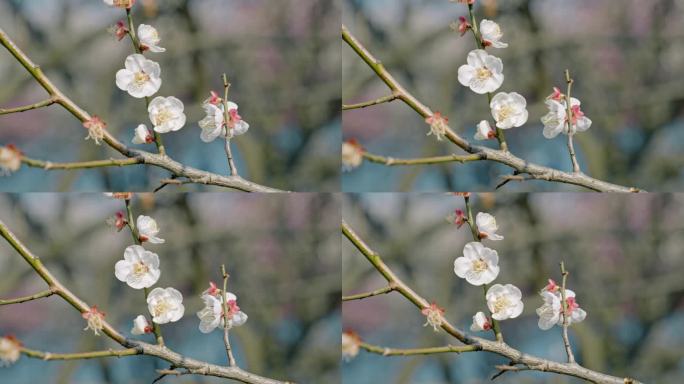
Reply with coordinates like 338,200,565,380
0,0,340,191
343,193,684,383
343,0,684,191
0,193,341,383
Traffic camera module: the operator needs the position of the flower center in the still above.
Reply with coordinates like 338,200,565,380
133,261,149,276
476,67,492,80
497,105,514,121
154,108,173,125
472,258,488,273
153,300,170,317
493,296,510,313
133,71,150,87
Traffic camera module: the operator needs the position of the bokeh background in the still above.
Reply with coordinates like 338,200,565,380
342,0,684,191
0,193,341,383
343,193,684,383
0,0,340,191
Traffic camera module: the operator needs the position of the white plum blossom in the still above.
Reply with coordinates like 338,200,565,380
148,96,186,133
196,291,248,333
0,145,22,176
0,336,21,367
115,245,161,289
137,24,165,53
474,120,496,140
115,54,161,98
136,215,165,244
480,19,508,48
342,331,361,361
486,284,524,321
541,97,592,139
536,290,562,330
132,124,154,144
454,241,500,286
470,311,492,332
490,92,528,129
458,49,504,94
130,315,153,335
536,280,587,329
198,101,249,142
342,140,363,171
476,212,503,240
147,287,185,324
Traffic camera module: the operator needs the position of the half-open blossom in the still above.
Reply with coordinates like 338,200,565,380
115,245,161,289
421,302,445,332
342,331,361,361
458,49,504,94
425,112,449,141
0,336,21,367
536,290,561,330
137,24,165,53
474,120,496,140
83,116,107,145
0,145,22,176
490,92,528,129
147,287,185,324
486,284,524,320
454,241,500,286
103,0,136,8
342,140,364,171
470,311,492,332
445,208,466,228
480,20,508,48
148,96,186,133
541,95,592,139
196,291,248,333
536,286,587,329
132,124,154,144
82,306,106,336
476,212,503,240
116,54,161,98
136,215,165,244
131,315,153,335
450,16,471,36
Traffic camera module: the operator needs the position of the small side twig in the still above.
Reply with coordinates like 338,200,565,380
0,97,57,115
342,285,394,301
342,93,398,110
0,288,55,305
564,70,581,174
221,74,239,177
221,264,237,367
559,261,576,364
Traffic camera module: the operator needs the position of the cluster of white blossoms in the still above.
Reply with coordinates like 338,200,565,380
198,92,250,143
450,208,524,332
535,279,587,330
541,87,592,139
196,282,248,333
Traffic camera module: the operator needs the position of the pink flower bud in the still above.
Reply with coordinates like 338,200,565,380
548,87,564,101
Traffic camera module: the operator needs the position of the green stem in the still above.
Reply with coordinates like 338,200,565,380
0,289,55,305
0,97,57,115
342,285,394,301
22,156,142,170
22,347,139,361
362,152,484,166
360,342,479,356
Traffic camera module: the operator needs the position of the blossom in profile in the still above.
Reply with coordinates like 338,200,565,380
136,215,165,244
480,20,508,48
536,281,587,330
82,306,106,336
476,212,503,240
421,302,445,332
196,290,248,333
458,49,504,94
132,124,155,144
115,245,161,289
342,331,361,361
83,116,107,145
342,139,364,171
470,311,492,332
0,145,22,176
147,287,185,324
486,284,524,320
115,54,161,98
425,112,449,141
198,98,249,142
490,92,528,129
138,24,166,53
130,315,153,335
474,120,496,140
541,88,592,139
148,96,186,133
0,335,21,367
454,241,500,286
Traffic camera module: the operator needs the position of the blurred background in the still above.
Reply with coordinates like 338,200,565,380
342,0,684,191
0,0,340,191
342,193,684,383
0,193,340,383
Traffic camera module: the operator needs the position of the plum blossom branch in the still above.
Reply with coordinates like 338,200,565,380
341,220,643,384
221,264,237,367
341,25,643,192
0,27,282,192
21,156,143,170
362,152,484,166
359,342,479,356
342,285,394,301
559,261,576,364
564,70,581,173
222,74,238,177
0,288,55,305
0,219,292,384
0,97,57,115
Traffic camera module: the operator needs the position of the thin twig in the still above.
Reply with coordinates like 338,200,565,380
221,264,237,367
222,74,239,177
0,288,55,305
22,156,143,170
559,261,576,364
21,347,140,361
360,342,479,356
564,69,581,173
342,93,398,110
0,97,57,115
342,285,394,301
363,152,484,166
